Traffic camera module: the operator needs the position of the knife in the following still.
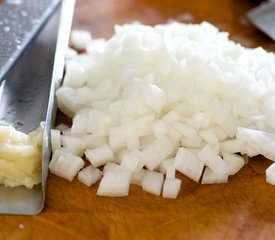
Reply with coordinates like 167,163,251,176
0,0,75,215
247,0,275,41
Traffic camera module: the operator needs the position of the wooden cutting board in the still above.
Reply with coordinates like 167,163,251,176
1,0,275,239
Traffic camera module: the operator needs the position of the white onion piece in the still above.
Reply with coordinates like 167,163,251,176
55,123,69,131
213,126,228,141
56,87,79,118
109,126,127,151
61,127,71,136
135,114,155,137
70,30,92,50
220,138,241,154
129,149,146,171
172,122,196,138
77,166,103,187
199,129,219,145
82,134,107,148
131,169,147,186
65,47,77,60
166,166,176,179
141,83,167,113
159,158,174,174
120,153,140,172
142,136,175,171
141,171,164,196
71,109,89,136
97,170,131,197
124,121,140,150
85,144,114,167
87,109,111,136
166,126,182,145
181,135,202,148
198,144,230,177
162,178,181,199
63,61,87,88
50,129,61,153
152,119,167,139
49,149,85,181
123,99,151,118
61,135,86,156
266,163,275,185
244,144,259,157
174,147,204,182
201,167,228,184
103,162,121,173
161,111,181,125
237,127,275,160
222,153,245,175
86,38,106,54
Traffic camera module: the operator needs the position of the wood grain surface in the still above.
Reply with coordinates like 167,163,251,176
1,0,275,239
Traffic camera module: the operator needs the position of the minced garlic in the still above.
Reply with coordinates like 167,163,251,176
0,123,43,189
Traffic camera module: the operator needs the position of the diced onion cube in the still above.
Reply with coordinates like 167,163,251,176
142,136,175,171
141,83,167,113
174,147,204,182
141,171,164,196
49,149,85,181
166,166,176,179
109,126,127,151
266,163,275,185
198,144,230,177
201,167,228,184
77,166,103,186
135,114,155,137
131,169,147,186
61,135,86,156
97,170,131,197
152,119,167,139
199,129,219,145
71,109,89,136
120,154,140,172
51,129,61,153
222,153,245,175
85,144,114,167
159,158,174,174
103,162,121,173
220,139,241,154
162,178,181,199
70,30,92,49
63,61,86,88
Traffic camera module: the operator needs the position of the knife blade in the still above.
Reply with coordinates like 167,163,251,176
0,0,75,215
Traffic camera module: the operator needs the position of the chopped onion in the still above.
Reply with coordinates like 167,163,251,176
77,165,103,187
222,152,245,175
85,144,114,167
49,149,85,181
50,129,61,153
97,170,131,197
201,167,228,184
141,171,164,196
198,144,230,177
50,21,275,197
174,147,204,182
162,178,181,199
131,169,147,186
266,163,275,185
166,166,176,179
70,30,92,50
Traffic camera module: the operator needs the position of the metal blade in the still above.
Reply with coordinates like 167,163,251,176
247,1,275,41
0,0,75,215
0,0,61,83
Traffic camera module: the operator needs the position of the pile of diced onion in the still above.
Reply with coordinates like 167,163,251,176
49,21,275,198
